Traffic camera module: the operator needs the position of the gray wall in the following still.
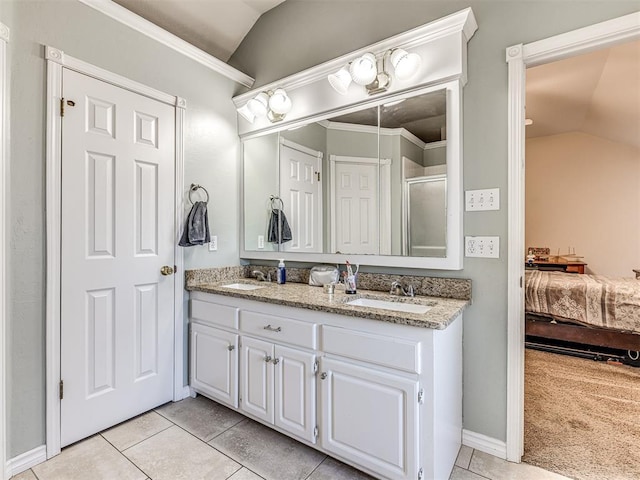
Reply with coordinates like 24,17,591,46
230,0,640,442
3,0,243,457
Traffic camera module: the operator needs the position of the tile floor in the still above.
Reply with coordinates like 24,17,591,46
12,395,571,480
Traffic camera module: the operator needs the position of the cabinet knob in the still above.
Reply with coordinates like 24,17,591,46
265,355,272,363
227,345,235,351
273,358,280,365
320,372,327,380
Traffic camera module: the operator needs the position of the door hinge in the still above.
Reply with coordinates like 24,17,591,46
418,467,424,480
520,275,523,288
60,98,65,117
418,388,424,405
313,360,319,374
313,426,318,438
59,379,64,400
316,171,321,182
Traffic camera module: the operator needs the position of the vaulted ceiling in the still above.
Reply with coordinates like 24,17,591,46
113,0,286,62
526,39,640,149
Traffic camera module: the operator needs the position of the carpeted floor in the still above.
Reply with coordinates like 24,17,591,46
524,349,640,480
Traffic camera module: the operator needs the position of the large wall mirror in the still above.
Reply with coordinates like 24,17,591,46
241,81,463,269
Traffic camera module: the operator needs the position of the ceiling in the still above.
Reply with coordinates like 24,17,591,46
113,0,286,62
526,39,640,149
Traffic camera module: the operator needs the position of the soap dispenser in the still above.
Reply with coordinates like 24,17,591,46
277,259,286,284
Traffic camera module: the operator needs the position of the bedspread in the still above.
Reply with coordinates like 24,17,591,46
525,270,640,334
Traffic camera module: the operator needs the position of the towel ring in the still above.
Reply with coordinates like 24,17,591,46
189,183,209,204
270,195,284,210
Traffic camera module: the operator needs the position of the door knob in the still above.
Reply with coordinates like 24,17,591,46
160,265,174,276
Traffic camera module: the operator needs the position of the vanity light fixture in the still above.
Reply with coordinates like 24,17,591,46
327,47,422,96
237,88,293,123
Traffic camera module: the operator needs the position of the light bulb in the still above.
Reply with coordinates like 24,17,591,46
349,53,377,86
247,92,269,117
328,66,352,95
237,104,256,123
390,48,421,80
268,88,292,115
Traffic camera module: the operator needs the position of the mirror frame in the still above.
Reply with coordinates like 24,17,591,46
240,80,463,269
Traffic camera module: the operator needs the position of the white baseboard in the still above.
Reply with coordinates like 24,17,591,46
181,386,192,400
6,445,47,477
462,429,507,460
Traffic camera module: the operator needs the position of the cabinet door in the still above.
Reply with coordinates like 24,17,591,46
190,323,238,408
320,358,420,480
240,336,274,423
274,345,316,444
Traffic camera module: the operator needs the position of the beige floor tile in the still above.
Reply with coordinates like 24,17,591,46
32,435,145,480
455,446,474,469
209,419,326,480
10,469,37,480
228,467,265,480
102,411,172,451
307,456,375,480
449,466,489,480
124,425,240,480
469,450,573,480
155,395,244,441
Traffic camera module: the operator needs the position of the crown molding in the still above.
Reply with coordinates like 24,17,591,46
77,0,254,88
233,7,477,105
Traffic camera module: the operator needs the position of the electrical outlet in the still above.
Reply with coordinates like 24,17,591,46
257,235,265,249
208,236,218,251
465,188,500,211
465,236,500,258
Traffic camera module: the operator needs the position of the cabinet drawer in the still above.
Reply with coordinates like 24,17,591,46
191,299,239,330
322,325,421,374
240,310,317,349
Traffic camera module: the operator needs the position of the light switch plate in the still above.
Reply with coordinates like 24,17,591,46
465,236,500,258
465,188,500,211
208,236,218,251
257,235,265,249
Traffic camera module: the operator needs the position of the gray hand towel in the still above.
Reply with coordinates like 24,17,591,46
179,201,211,247
267,208,292,244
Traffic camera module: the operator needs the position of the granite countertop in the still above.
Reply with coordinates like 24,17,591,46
188,280,468,330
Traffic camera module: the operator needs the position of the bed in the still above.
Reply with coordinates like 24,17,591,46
525,270,640,352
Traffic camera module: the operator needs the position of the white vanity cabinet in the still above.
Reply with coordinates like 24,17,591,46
189,291,463,480
240,336,317,443
189,300,240,409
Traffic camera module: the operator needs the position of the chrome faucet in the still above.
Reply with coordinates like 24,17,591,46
252,270,271,282
390,281,415,297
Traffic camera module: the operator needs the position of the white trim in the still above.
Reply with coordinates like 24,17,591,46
505,11,640,464
279,137,324,160
173,100,185,403
423,140,446,150
181,386,192,400
45,52,63,459
76,0,254,88
462,430,507,460
326,120,428,150
0,21,8,480
233,8,476,104
5,445,47,478
45,47,185,458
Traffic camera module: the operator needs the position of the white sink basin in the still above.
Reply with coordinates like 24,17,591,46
221,283,266,291
346,297,431,314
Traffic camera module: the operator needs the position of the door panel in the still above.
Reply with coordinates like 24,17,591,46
61,69,175,447
190,323,238,408
279,143,322,253
320,358,419,480
274,345,316,443
240,336,274,423
334,163,379,255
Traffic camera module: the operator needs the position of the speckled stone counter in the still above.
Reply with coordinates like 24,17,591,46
187,277,469,330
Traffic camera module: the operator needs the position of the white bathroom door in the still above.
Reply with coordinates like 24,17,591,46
60,69,176,447
333,162,379,255
279,142,323,252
